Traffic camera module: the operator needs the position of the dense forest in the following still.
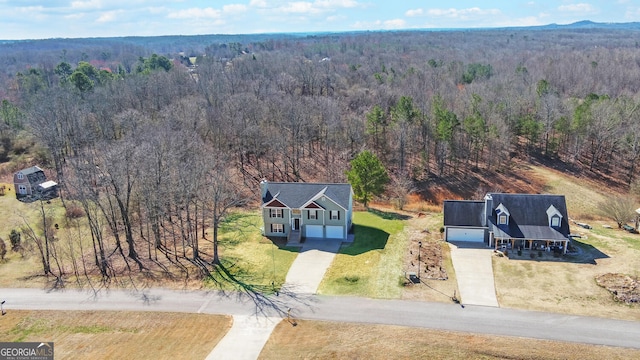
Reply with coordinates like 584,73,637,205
2,25,640,285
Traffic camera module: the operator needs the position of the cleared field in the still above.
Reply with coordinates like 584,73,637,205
260,319,640,360
0,310,231,360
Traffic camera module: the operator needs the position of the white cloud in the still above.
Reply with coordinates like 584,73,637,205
64,13,85,20
223,4,247,14
96,10,120,23
315,0,359,8
406,8,423,17
282,2,319,14
249,0,268,7
167,7,222,19
383,18,405,29
71,0,103,10
558,3,596,13
427,7,502,19
278,0,361,14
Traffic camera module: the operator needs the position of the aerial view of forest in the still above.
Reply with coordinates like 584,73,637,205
2,23,640,283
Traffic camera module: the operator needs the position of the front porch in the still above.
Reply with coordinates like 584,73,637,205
495,238,568,255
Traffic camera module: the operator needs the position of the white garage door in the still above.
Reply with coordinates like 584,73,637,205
326,226,344,239
447,228,484,242
306,225,323,238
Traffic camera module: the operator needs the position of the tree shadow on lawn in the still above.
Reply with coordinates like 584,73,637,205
340,224,389,256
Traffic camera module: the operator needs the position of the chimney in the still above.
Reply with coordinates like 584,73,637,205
260,179,268,203
483,193,493,226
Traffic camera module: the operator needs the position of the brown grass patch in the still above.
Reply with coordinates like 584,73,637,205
0,310,231,360
260,320,640,360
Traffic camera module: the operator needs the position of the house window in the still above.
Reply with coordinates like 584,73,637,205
308,210,317,219
330,210,340,220
271,224,284,233
498,214,507,225
17,173,24,180
269,209,283,218
551,217,560,227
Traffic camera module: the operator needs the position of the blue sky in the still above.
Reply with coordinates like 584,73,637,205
1,1,638,40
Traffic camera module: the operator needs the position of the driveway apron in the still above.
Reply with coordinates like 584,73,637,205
205,315,280,360
207,238,341,359
448,242,499,307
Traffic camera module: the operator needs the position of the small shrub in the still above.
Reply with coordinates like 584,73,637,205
530,252,536,259
343,275,360,283
0,238,6,260
9,229,21,251
65,204,85,219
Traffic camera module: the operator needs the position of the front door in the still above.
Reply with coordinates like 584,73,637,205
293,218,300,231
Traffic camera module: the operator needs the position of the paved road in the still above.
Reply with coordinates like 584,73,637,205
2,288,640,350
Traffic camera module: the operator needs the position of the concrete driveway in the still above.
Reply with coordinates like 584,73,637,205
448,241,499,307
284,238,342,294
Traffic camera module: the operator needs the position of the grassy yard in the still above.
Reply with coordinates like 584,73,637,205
0,310,231,360
494,165,640,320
318,210,405,298
206,212,299,292
0,187,298,293
260,319,640,360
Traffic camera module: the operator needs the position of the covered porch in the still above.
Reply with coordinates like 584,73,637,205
494,237,568,255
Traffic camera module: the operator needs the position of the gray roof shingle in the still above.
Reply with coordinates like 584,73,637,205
487,193,570,240
443,200,486,227
262,182,352,209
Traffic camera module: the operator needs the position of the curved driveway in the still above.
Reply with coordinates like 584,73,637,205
2,288,640,350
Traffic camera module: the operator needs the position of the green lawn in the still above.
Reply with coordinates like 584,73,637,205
206,211,299,293
318,210,405,298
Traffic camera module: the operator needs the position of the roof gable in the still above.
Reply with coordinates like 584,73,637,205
264,199,287,208
487,193,570,238
262,182,352,209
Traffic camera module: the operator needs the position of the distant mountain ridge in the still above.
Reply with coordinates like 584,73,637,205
535,20,640,30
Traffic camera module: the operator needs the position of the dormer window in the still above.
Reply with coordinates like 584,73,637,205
17,173,24,180
495,203,510,226
546,205,563,228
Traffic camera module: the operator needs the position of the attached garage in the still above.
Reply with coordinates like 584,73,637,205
325,225,344,239
305,225,323,238
446,228,485,243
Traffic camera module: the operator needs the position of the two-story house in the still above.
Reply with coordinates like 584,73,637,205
260,180,353,242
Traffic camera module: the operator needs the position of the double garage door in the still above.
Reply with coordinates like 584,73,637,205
305,225,344,239
446,228,484,243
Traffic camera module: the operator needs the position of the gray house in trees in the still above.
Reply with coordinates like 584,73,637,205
260,180,353,242
13,166,59,202
443,193,571,254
